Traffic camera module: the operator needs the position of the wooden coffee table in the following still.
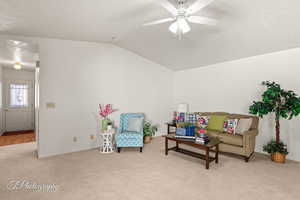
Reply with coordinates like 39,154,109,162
164,134,220,169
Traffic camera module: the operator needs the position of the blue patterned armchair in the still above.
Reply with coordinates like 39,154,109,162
115,113,145,153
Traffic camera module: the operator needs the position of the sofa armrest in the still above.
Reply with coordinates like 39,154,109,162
242,130,258,157
243,130,258,137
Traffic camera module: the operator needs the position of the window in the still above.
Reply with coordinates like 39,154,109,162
9,84,29,107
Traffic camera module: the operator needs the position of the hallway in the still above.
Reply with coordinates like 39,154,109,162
0,131,35,146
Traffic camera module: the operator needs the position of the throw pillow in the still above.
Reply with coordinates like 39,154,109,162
235,118,253,135
187,113,197,124
207,115,227,132
126,117,144,132
176,112,186,122
197,115,210,129
224,119,239,135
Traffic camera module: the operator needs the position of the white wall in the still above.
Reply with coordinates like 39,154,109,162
0,35,173,157
0,66,3,135
174,48,300,161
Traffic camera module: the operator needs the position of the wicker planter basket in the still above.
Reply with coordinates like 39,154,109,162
271,152,286,163
144,136,151,144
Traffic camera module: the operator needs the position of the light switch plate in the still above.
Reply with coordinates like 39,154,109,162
46,102,55,109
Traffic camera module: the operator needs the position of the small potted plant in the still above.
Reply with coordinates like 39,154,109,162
249,81,300,163
143,121,158,144
263,141,288,163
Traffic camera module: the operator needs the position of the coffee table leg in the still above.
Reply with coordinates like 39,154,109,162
176,141,179,150
215,144,219,164
165,137,168,155
206,147,209,169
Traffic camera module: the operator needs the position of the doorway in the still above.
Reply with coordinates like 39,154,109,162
0,39,39,148
4,73,35,131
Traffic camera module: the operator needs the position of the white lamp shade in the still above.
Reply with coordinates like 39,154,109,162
169,18,191,35
14,62,22,70
177,103,189,113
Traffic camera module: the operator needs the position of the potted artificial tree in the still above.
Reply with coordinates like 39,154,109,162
249,81,300,163
143,121,158,144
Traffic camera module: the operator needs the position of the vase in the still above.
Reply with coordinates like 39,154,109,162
107,125,113,131
101,119,109,131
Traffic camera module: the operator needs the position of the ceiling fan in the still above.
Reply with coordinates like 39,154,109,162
143,0,217,39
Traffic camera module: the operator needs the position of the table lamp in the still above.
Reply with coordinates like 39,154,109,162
177,103,189,113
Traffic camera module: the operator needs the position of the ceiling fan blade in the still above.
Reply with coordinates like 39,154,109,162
188,16,218,25
187,0,214,15
143,18,174,26
161,0,178,16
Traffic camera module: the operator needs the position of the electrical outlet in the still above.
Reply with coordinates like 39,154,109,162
90,135,95,140
73,137,77,142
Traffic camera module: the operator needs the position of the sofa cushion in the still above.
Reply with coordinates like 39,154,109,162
235,118,252,135
206,130,222,138
116,131,143,140
207,115,227,132
218,133,243,146
197,115,210,129
126,117,143,132
207,130,243,146
223,119,238,135
187,113,198,123
115,131,143,147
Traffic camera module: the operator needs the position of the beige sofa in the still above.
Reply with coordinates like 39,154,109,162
197,112,259,162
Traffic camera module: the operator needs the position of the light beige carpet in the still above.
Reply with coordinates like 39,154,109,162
0,137,299,200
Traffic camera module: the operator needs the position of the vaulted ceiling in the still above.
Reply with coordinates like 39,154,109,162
1,0,300,70
0,39,38,69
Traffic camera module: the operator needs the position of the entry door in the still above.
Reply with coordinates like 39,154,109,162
4,80,34,132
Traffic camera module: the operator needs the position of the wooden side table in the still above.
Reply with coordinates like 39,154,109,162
166,122,177,134
99,129,115,153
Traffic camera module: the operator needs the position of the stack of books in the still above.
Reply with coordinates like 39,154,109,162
175,135,196,139
195,135,210,144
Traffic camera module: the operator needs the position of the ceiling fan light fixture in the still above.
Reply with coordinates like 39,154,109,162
168,21,178,34
169,18,190,35
144,0,217,39
14,62,22,70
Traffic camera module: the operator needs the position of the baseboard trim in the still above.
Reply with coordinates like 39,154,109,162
38,146,100,159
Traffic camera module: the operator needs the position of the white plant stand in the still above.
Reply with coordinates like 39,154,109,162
99,129,115,153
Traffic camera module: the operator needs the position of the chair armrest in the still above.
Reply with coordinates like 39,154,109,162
117,128,122,134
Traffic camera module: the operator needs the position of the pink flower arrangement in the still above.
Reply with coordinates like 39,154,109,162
99,104,117,119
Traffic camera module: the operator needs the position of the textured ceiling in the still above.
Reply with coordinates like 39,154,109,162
1,0,300,70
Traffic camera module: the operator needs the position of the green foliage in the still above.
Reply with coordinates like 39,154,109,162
250,81,300,151
143,121,158,137
249,81,300,120
263,140,288,155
